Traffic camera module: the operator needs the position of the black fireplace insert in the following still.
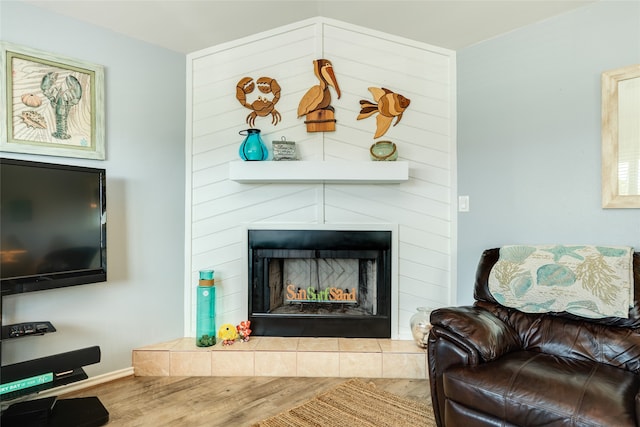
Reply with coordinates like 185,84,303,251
248,229,392,338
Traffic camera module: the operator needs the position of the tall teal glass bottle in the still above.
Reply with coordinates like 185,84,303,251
196,270,216,347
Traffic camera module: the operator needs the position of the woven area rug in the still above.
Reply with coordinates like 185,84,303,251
252,379,436,427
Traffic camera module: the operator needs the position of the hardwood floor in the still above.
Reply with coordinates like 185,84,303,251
61,376,430,426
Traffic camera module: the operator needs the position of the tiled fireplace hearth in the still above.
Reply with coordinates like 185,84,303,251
133,337,427,379
134,227,426,379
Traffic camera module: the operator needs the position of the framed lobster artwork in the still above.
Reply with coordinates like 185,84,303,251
0,42,105,160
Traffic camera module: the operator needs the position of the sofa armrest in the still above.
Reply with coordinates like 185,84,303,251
431,306,521,362
427,306,521,427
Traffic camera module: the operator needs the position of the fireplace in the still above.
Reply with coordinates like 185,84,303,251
248,229,392,338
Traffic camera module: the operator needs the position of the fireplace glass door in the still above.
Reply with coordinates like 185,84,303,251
248,230,391,338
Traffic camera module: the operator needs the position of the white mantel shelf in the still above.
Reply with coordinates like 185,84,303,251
229,161,409,184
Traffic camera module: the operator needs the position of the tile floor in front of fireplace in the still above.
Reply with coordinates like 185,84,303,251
133,337,427,379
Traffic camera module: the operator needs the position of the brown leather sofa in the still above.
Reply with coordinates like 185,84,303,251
428,248,640,427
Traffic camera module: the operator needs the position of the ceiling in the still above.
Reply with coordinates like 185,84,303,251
23,0,598,54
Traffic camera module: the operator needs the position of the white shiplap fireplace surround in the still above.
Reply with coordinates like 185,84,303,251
185,18,456,341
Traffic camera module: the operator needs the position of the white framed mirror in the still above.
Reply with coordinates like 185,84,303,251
602,64,640,208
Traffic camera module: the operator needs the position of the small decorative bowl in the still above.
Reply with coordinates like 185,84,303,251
370,141,398,161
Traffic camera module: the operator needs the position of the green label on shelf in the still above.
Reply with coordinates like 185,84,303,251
0,372,53,395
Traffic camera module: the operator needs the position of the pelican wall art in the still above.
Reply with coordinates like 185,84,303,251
357,87,410,139
297,59,341,132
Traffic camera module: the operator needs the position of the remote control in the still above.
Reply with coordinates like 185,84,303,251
2,322,56,339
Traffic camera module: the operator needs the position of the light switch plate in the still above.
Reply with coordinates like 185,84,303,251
458,195,469,212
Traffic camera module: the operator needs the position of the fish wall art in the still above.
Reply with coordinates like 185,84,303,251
357,87,410,138
297,59,341,132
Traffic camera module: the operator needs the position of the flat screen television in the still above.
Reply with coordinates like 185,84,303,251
0,158,106,296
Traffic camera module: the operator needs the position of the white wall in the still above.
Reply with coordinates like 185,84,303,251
186,18,456,340
0,2,186,376
457,0,640,304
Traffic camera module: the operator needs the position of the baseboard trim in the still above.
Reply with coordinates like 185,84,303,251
37,367,134,398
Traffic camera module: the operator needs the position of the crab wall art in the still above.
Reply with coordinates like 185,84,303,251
235,76,282,127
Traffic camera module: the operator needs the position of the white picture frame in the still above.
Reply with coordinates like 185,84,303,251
0,42,105,160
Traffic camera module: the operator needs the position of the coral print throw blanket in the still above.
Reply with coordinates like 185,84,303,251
488,245,634,319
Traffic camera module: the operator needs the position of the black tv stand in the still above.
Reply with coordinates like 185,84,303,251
2,395,109,427
1,346,108,425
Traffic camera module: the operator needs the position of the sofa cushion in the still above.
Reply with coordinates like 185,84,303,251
443,350,640,427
